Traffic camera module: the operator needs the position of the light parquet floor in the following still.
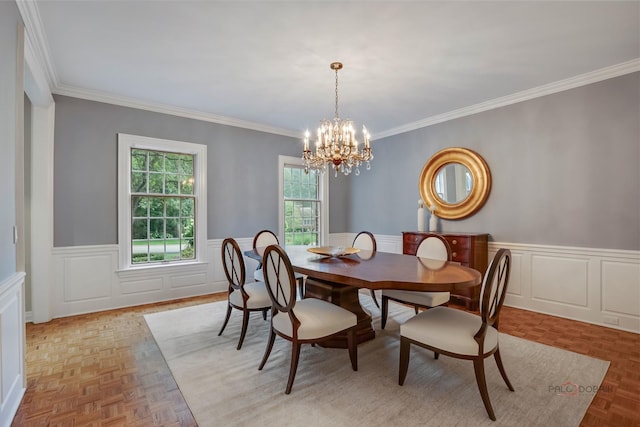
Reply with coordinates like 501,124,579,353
12,294,640,427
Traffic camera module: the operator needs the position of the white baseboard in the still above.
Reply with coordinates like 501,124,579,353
44,235,639,333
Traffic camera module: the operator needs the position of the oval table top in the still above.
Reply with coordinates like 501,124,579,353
246,246,482,292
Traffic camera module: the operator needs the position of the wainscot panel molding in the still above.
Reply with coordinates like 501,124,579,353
44,236,639,333
488,242,640,334
48,238,255,319
341,234,639,333
51,243,215,318
0,272,26,427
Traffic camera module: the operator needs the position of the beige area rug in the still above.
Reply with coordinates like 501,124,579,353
144,296,609,427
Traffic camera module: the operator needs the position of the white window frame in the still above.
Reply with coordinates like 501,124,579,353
278,155,329,246
117,133,207,271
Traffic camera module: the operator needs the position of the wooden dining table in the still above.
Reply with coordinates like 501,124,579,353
244,246,482,348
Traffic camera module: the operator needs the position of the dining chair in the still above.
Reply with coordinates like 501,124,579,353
352,231,379,308
398,248,514,421
218,238,272,350
380,234,452,329
258,244,358,394
252,229,305,298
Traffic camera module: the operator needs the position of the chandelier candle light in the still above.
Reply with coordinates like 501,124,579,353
303,62,373,176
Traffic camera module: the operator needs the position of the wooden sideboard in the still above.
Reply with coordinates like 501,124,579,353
402,231,489,310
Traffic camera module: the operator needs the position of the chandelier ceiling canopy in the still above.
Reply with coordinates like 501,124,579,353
303,62,373,176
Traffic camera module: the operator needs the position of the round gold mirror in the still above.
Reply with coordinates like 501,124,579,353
419,147,491,219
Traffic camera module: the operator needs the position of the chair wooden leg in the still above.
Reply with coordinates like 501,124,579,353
473,358,496,421
434,351,439,360
381,296,389,329
398,337,411,385
414,305,419,314
370,290,380,308
262,308,267,321
258,329,276,370
285,342,302,394
347,329,358,371
218,303,232,336
494,348,514,391
237,309,250,350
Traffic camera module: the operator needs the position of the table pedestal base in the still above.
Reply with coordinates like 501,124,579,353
304,278,375,348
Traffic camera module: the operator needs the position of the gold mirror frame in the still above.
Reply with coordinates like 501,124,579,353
419,147,491,220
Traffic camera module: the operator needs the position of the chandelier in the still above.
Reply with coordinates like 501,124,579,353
303,62,373,176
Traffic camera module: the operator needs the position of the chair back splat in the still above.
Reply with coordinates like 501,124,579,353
253,229,279,251
480,248,511,328
352,231,379,308
263,245,297,314
221,238,246,296
352,231,377,252
253,230,305,298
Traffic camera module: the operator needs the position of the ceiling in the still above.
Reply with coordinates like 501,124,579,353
26,1,640,139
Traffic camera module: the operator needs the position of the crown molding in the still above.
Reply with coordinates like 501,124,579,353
58,58,638,142
53,84,301,138
372,58,640,140
14,0,638,142
16,0,58,89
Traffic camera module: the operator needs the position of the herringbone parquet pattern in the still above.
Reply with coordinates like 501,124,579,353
11,294,639,426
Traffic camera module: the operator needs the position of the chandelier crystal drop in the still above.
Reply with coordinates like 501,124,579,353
302,62,373,176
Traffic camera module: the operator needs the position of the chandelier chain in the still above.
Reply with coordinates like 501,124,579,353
334,68,339,120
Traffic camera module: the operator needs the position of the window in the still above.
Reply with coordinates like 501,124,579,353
279,156,328,247
118,134,207,270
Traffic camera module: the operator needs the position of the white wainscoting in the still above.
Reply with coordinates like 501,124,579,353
0,272,26,427
333,233,640,333
48,238,258,319
43,235,640,333
488,243,640,334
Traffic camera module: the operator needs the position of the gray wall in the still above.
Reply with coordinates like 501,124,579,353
53,95,309,245
349,73,640,250
54,74,639,251
0,2,21,281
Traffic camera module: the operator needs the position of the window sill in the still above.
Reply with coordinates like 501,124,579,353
117,261,208,279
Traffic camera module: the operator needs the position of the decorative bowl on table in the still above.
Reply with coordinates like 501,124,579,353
307,246,360,257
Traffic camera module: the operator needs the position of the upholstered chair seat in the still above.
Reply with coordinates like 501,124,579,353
382,289,450,310
271,298,357,340
401,306,499,356
229,281,272,310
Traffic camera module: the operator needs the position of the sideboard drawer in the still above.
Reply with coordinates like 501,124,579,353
446,236,472,250
451,248,471,264
403,243,418,255
403,233,423,245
